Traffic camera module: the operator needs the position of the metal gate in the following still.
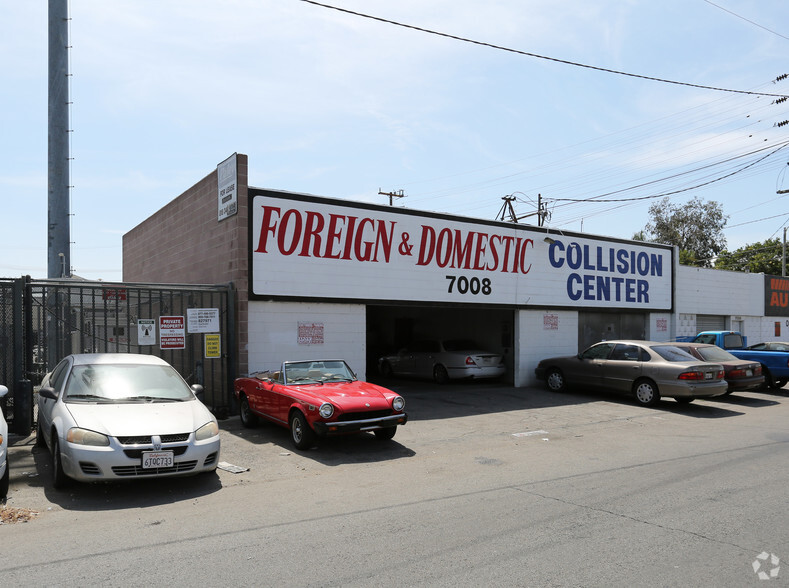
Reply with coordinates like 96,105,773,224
0,277,236,434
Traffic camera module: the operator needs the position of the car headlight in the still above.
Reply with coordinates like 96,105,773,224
67,427,110,447
195,421,219,441
392,396,405,411
319,403,334,418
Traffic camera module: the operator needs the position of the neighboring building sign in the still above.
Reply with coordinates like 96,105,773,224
764,274,789,316
187,308,220,333
217,153,238,221
250,192,673,310
159,316,186,350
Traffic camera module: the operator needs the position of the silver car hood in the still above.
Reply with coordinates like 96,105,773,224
65,400,214,436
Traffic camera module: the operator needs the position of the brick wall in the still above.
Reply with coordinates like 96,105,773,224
122,153,250,375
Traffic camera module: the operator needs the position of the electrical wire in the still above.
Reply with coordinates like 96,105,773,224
299,0,789,98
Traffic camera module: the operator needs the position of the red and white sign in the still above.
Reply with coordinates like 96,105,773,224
297,322,324,345
250,193,673,310
159,316,185,350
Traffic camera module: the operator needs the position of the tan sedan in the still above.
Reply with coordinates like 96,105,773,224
535,340,728,406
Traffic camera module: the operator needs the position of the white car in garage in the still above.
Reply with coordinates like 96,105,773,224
378,339,506,384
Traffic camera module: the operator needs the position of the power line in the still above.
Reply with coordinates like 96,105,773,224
299,0,789,98
545,141,789,203
702,0,789,42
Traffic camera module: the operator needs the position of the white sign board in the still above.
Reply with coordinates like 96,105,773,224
137,319,156,346
187,308,220,333
250,193,673,310
217,153,238,221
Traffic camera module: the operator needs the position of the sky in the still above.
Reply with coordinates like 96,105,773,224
2,0,788,281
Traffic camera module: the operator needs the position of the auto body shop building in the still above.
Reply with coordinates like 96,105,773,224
123,153,787,387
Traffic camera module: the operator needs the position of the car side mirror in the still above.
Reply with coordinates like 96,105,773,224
39,386,58,400
191,384,205,401
576,353,583,360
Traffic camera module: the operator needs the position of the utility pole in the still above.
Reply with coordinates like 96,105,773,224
497,193,548,226
48,0,71,278
379,189,405,206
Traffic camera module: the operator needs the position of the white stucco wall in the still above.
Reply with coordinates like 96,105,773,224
247,301,367,379
674,265,771,342
675,265,763,315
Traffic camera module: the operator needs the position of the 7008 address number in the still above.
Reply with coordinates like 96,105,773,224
446,275,492,296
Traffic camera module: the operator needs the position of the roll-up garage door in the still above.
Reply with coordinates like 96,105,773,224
696,315,726,331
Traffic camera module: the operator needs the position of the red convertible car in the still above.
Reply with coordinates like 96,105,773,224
234,359,407,449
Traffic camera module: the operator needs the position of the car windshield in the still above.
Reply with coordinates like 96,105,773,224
651,345,698,362
284,360,356,384
63,364,194,403
695,346,736,362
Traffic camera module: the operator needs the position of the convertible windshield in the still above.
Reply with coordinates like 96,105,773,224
284,360,356,384
63,364,193,402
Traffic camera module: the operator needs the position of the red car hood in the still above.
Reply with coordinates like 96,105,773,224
288,380,396,410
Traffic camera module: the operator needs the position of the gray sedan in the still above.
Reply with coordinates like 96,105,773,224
535,340,728,406
36,353,221,488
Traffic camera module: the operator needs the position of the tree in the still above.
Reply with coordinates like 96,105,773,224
715,238,784,274
642,197,728,267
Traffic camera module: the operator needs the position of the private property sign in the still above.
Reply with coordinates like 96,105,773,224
159,316,185,349
250,191,674,310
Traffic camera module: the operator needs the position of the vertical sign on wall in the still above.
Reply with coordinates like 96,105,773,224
217,153,238,221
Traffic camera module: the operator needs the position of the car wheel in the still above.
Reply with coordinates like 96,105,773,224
379,361,393,378
545,368,566,392
0,462,9,499
289,411,316,450
675,397,695,404
433,365,449,384
51,435,70,490
633,379,660,407
772,378,787,390
35,417,47,447
374,426,397,441
239,395,259,428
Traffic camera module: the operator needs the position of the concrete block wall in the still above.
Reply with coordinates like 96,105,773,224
123,153,250,375
515,309,579,387
247,301,367,380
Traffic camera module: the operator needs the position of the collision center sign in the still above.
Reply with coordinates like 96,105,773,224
250,192,673,310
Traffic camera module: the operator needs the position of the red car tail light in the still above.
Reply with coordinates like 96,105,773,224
678,371,705,380
728,368,746,378
465,356,477,366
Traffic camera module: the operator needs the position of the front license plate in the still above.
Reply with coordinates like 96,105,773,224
142,451,173,469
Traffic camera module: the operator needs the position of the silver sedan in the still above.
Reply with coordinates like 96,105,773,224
535,340,728,406
36,353,220,488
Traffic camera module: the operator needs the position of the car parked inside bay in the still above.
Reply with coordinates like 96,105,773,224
36,353,221,488
671,342,763,393
378,339,506,384
234,359,407,449
535,340,728,406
